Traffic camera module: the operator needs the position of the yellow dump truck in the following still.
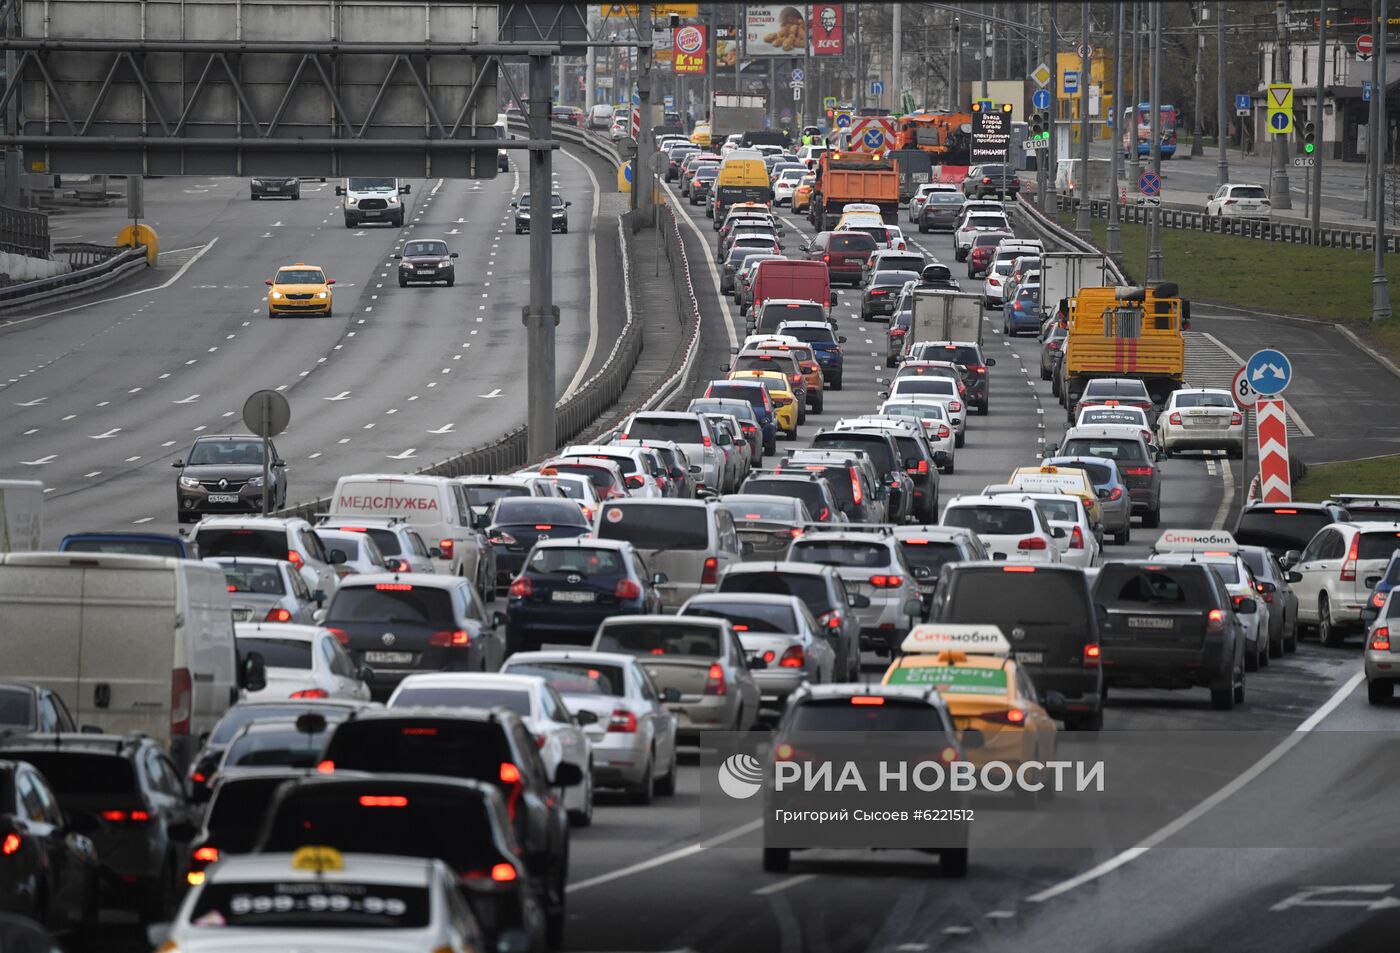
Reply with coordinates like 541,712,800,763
1057,283,1187,421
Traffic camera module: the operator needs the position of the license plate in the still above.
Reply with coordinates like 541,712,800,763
739,531,768,542
364,211,381,217
364,651,412,664
1015,651,1044,664
1186,409,1211,416
265,186,281,191
1129,616,1175,629
231,609,252,621
551,590,595,603
417,269,435,275
207,494,239,503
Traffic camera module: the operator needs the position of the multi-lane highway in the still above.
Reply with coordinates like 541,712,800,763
0,145,616,539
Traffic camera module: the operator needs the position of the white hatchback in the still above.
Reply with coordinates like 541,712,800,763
234,622,373,702
1206,183,1272,219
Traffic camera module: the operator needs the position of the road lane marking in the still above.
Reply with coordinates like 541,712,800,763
1213,459,1235,530
479,388,502,399
662,181,739,351
1026,670,1367,904
22,455,56,465
132,517,153,524
570,819,762,893
89,429,121,439
15,397,46,406
752,874,817,896
560,145,603,398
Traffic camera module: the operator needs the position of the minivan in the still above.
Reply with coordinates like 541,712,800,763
594,499,743,610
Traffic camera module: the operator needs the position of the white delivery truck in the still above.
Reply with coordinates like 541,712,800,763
910,290,984,347
1040,252,1114,323
0,479,44,552
0,553,259,769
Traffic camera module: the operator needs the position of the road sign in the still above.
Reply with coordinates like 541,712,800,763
631,105,640,138
1358,33,1375,56
243,389,290,438
1134,195,1162,207
1267,84,1294,134
823,96,837,110
1364,80,1373,102
1292,155,1315,167
1077,43,1095,59
971,102,1013,164
1256,399,1293,502
791,67,804,83
1032,88,1052,111
1031,62,1052,88
789,79,805,88
616,162,633,192
861,125,887,150
792,87,802,101
631,90,641,106
1235,94,1251,112
871,79,884,96
1231,367,1260,410
664,95,674,110
1063,70,1079,94
834,111,853,129
1137,170,1162,197
1245,348,1292,396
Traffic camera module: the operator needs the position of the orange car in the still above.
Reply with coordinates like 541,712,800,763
791,174,815,214
746,338,824,415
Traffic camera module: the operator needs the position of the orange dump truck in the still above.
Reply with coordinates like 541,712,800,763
1059,283,1188,416
807,151,900,231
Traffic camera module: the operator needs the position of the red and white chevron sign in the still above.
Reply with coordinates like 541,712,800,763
631,106,641,139
1256,398,1291,502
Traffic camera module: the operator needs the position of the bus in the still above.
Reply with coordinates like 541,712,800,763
1121,103,1178,159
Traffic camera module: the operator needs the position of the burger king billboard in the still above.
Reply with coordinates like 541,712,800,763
673,23,706,74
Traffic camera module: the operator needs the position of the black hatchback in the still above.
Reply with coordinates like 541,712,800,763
395,238,458,287
486,497,592,593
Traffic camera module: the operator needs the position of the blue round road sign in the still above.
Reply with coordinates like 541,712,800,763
1245,348,1292,396
862,127,886,149
835,113,852,128
1269,111,1291,132
1137,170,1161,196
1032,88,1052,111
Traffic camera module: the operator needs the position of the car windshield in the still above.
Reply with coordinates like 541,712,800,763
597,504,709,550
1174,392,1236,409
943,505,1035,535
221,563,286,595
506,661,625,696
684,602,798,633
188,440,265,466
789,699,948,731
528,547,624,574
224,727,323,768
790,540,891,568
402,241,447,257
491,499,587,527
195,528,288,559
597,622,723,656
275,269,325,284
348,177,396,190
390,686,532,715
235,638,312,670
1060,439,1149,463
325,586,455,625
0,688,33,729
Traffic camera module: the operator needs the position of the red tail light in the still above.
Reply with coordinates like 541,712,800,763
937,424,951,438
850,695,885,705
500,763,522,784
1069,526,1085,549
1083,643,1101,667
534,734,547,749
823,254,831,262
327,627,349,644
608,709,639,732
100,810,151,824
1123,467,1153,477
778,646,805,668
376,583,413,591
317,760,335,774
1372,626,1391,651
488,532,517,545
290,688,329,699
789,527,803,538
1373,590,1388,609
981,707,1027,724
819,610,842,629
869,575,905,587
1206,608,1226,634
439,539,455,560
491,862,518,882
981,176,991,184
287,550,304,569
970,365,987,375
891,328,906,337
171,668,192,737
1017,537,1048,551
509,577,533,598
704,663,727,696
428,629,471,647
192,846,219,864
1341,534,1360,582
264,607,292,623
906,460,929,475
359,795,409,808
615,578,642,600
870,289,888,296
949,401,963,412
1,834,20,855
790,374,803,384
1048,341,1061,351
703,435,713,448
701,557,719,585
1108,486,1124,502
1230,412,1243,426
1168,412,1183,425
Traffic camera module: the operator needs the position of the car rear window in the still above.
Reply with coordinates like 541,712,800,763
237,638,312,670
683,602,798,633
1357,531,1400,561
789,699,948,731
1174,392,1236,409
62,537,186,557
325,586,454,626
225,728,324,769
321,719,512,783
221,564,286,595
810,433,896,474
898,539,965,576
1234,508,1336,551
920,344,981,365
830,233,877,251
210,704,351,745
790,540,891,568
874,270,920,288
1059,438,1148,463
892,379,959,400
717,571,833,616
777,325,836,345
1035,499,1082,523
595,623,722,656
626,417,704,444
597,504,710,550
10,752,135,795
462,484,530,508
968,216,1008,229
0,688,33,729
722,498,800,522
706,384,767,409
738,479,833,520
880,255,925,273
527,547,624,574
1050,460,1111,486
389,686,531,715
491,499,587,526
763,303,825,324
943,505,1035,536
1095,564,1213,606
1230,185,1268,199
944,569,1090,626
205,776,296,852
195,528,288,559
505,662,625,697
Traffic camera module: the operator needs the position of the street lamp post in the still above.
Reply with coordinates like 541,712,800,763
1129,1,1141,178
1075,0,1092,238
1270,1,1294,209
1108,0,1123,260
1310,0,1326,240
1147,1,1164,281
1217,0,1229,186
1192,3,1205,157
1374,0,1392,322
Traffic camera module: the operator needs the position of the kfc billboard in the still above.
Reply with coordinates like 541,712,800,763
810,3,844,56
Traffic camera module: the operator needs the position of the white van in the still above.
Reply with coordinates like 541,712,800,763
335,176,411,228
328,474,494,598
0,552,257,769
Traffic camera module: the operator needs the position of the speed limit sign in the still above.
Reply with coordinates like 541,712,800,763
1231,366,1260,410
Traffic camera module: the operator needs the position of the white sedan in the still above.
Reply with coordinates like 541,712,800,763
386,672,596,825
1157,388,1246,458
501,649,679,802
878,399,958,472
233,622,372,702
1206,183,1272,219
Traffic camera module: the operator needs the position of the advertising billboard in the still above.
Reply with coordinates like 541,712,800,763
673,23,706,74
716,25,739,69
810,3,845,55
745,4,807,56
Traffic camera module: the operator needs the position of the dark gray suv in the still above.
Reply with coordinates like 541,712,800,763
173,435,287,523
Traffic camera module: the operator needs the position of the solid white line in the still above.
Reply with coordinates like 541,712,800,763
561,146,603,398
752,873,817,896
662,182,740,351
0,238,220,329
1026,670,1367,904
1213,458,1234,530
569,819,761,893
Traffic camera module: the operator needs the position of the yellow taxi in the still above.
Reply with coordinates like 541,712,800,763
691,122,713,147
1007,465,1102,528
882,625,1058,788
267,262,335,318
791,174,816,213
728,369,798,438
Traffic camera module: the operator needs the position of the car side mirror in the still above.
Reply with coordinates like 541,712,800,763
985,357,996,367
492,610,507,627
1286,570,1303,584
838,335,848,343
510,200,518,208
171,459,184,468
429,546,443,558
1040,690,1067,718
1282,550,1302,569
688,465,702,476
902,598,923,618
1043,443,1059,456
400,184,411,194
334,186,345,195
652,572,669,585
829,291,839,306
553,762,583,787
146,924,173,950
264,279,273,286
748,656,768,670
1259,581,1278,595
660,686,682,703
1365,575,1382,589
1235,598,1258,615
719,363,732,372
313,608,328,624
1155,448,1167,462
327,549,347,565
848,593,871,609
272,459,287,468
1097,488,1111,500
312,589,327,605
80,723,103,734
566,201,573,207
877,390,889,399
574,709,599,726
356,665,375,683
960,728,986,749
240,651,267,693
450,252,459,258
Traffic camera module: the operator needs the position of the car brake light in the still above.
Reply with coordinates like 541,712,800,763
1108,487,1124,502
1083,643,1101,667
892,328,906,337
906,460,929,475
938,424,951,438
509,577,533,598
488,532,517,545
439,539,455,560
491,862,518,882
264,607,292,623
171,668,192,737
290,688,329,699
1206,608,1226,634
608,709,639,732
1003,565,1037,572
704,663,727,696
850,696,885,705
1373,590,1388,609
1017,537,1048,551
702,557,719,585
823,254,831,262
1372,626,1391,651
778,646,805,668
982,708,1027,725
870,289,888,296
1123,467,1153,477
376,583,414,591
1341,534,1360,582
500,763,521,784
359,795,409,808
1,834,19,855
869,575,904,587
1069,526,1085,549
428,629,471,647
982,176,991,184
327,627,349,644
1168,412,1183,425
1230,412,1243,426
703,435,713,448
615,578,642,600
317,760,335,773
100,810,151,824
949,401,963,412
1048,341,1061,351
192,846,219,863
287,550,304,568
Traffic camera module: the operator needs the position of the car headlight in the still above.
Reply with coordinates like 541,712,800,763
518,212,530,219
437,260,451,268
179,476,200,489
269,291,283,299
552,209,565,217
315,291,329,299
346,197,358,206
247,476,264,489
399,261,413,269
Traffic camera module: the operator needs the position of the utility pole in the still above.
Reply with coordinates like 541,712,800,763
1148,1,1164,281
1374,0,1391,322
1366,0,1378,219
1048,2,1059,193
853,4,862,110
1218,0,1230,185
952,10,962,111
1311,0,1326,239
1129,2,1142,177
980,21,990,98
1076,0,1092,237
1271,1,1294,209
803,2,811,127
706,5,716,117
1109,0,1123,260
1192,3,1206,156
3,0,19,207
892,4,901,116
525,52,557,461
637,2,655,222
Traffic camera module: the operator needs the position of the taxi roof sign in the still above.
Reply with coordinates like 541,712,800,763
291,846,344,872
901,624,1012,657
1153,529,1239,554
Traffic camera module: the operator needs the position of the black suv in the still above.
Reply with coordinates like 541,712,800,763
962,163,1021,199
809,430,916,523
738,472,844,525
394,238,458,287
0,734,201,924
317,709,577,946
257,774,544,953
929,563,1105,729
716,562,865,682
1093,560,1249,711
172,434,287,523
1233,501,1350,561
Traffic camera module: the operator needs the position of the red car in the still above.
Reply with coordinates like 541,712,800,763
805,230,877,287
550,105,585,127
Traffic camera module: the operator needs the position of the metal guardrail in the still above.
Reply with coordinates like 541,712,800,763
1011,197,1129,285
0,203,49,258
1055,194,1400,254
0,244,147,307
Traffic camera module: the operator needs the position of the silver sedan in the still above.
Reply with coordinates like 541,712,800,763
213,556,323,624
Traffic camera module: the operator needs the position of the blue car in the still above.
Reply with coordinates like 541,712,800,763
506,538,664,653
772,319,845,390
58,532,199,558
1002,283,1045,336
700,380,779,456
486,497,592,594
1362,552,1400,626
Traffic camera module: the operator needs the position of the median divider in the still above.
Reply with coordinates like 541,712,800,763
0,243,148,311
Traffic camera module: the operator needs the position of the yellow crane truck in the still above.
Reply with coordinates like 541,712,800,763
1056,283,1189,422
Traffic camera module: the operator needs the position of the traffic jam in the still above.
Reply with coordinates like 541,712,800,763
1,101,1399,953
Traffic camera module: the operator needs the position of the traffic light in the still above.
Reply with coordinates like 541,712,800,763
1303,121,1316,155
1030,111,1049,141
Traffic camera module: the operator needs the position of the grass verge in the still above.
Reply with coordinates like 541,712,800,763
1292,454,1400,501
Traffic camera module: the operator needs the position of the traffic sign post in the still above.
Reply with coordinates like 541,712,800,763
834,111,852,129
1358,33,1375,59
791,67,804,83
1364,81,1373,102
870,79,884,97
242,389,291,516
1267,84,1294,134
1231,367,1260,410
1244,348,1292,395
1137,170,1161,196
1063,71,1080,95
1256,399,1292,502
970,101,1013,164
1235,93,1251,118
822,96,837,110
